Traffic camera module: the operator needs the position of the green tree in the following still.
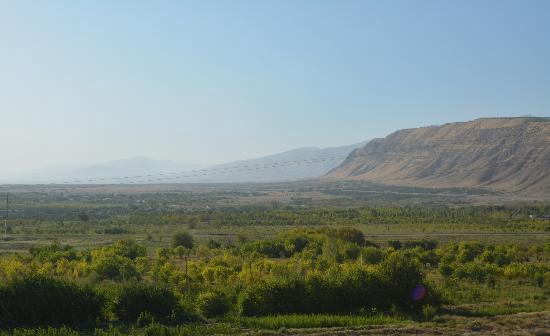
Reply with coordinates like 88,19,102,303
171,230,194,249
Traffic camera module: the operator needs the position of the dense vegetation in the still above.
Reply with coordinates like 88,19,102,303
0,226,548,334
0,186,548,334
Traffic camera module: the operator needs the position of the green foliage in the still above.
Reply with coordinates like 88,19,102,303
438,263,453,277
196,290,231,318
173,246,186,259
88,240,146,281
112,282,179,323
388,240,402,250
110,240,147,260
91,253,139,281
362,247,385,264
29,243,78,262
403,240,437,250
171,231,194,250
330,227,365,246
0,275,103,328
0,219,548,332
239,253,436,316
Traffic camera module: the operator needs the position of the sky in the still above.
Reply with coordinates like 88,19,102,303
0,1,549,174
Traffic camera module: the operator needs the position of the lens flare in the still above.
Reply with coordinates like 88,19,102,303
411,285,427,301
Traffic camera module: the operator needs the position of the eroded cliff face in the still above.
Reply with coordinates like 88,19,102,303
326,118,550,196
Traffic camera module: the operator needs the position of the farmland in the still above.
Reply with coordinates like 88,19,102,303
0,182,549,335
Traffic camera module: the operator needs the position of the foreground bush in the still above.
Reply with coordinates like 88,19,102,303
196,290,231,318
239,252,439,316
0,276,103,328
112,282,198,323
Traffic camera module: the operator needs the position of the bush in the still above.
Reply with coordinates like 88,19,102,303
403,240,437,250
242,240,287,258
438,263,453,277
29,243,78,262
333,227,365,246
111,240,146,260
196,290,231,318
92,254,139,281
171,231,194,249
0,275,103,328
362,247,385,264
388,240,402,250
113,282,178,323
239,254,437,316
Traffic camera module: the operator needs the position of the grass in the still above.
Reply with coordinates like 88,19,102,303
446,302,549,317
236,314,407,330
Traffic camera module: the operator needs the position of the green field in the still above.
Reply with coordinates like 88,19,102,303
0,183,549,335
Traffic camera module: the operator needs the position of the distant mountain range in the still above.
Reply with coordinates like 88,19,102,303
326,117,550,196
1,142,366,184
1,157,203,184
7,116,549,196
189,142,366,183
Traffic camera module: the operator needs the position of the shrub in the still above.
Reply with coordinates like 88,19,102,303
196,290,231,318
403,240,437,250
207,239,222,249
111,240,147,260
29,243,78,262
388,240,402,250
113,282,178,323
438,263,453,277
284,234,310,254
362,247,385,264
333,227,365,246
239,255,436,316
172,231,194,249
92,254,139,281
0,275,103,327
242,240,287,258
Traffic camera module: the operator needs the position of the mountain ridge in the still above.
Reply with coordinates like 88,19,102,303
326,117,550,196
1,143,367,184
192,142,367,183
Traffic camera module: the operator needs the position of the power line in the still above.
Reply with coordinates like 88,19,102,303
5,155,347,187
122,156,346,185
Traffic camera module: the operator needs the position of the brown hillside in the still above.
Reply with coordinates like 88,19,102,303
325,117,550,196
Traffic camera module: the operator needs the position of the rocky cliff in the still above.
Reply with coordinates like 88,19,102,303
326,117,550,196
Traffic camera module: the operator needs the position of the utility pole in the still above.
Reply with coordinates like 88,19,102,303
4,192,8,238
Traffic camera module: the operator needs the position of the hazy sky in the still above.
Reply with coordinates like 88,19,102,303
1,1,549,174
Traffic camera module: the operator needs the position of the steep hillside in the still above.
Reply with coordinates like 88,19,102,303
326,117,550,196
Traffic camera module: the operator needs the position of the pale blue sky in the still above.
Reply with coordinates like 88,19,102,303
1,1,549,173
